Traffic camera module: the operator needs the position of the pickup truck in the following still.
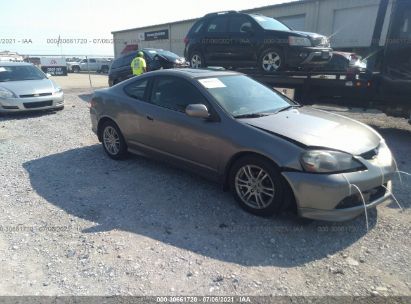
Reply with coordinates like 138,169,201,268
67,58,111,73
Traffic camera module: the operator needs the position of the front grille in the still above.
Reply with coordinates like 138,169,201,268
360,146,379,160
20,92,52,98
2,105,19,110
23,100,53,109
336,184,387,209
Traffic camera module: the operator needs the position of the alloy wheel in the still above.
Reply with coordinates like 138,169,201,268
235,165,275,209
103,126,121,155
262,52,281,72
190,54,202,68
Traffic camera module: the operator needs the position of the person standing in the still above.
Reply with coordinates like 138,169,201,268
130,51,147,76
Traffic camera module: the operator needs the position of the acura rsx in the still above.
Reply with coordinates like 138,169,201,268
90,69,396,221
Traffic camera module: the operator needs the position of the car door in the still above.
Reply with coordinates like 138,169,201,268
228,15,259,64
138,76,224,174
203,15,230,64
79,59,88,70
118,77,153,147
88,59,98,71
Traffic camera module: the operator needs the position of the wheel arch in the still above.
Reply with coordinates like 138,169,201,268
223,151,297,212
97,116,120,142
223,151,280,190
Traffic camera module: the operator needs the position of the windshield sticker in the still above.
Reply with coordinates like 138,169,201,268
198,78,226,89
0,67,6,72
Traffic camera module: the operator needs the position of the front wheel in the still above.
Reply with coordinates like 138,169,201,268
72,66,80,73
101,121,128,160
189,52,204,69
258,48,284,73
229,156,289,216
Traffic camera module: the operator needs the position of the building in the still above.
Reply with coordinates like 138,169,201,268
0,51,24,62
111,0,394,58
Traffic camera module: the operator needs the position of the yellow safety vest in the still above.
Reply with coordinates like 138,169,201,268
131,57,146,76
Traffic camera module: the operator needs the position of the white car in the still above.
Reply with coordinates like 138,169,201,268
0,62,64,113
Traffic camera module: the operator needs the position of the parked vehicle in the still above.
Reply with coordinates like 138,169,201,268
184,11,333,73
108,48,188,86
90,69,395,221
67,58,111,73
0,62,64,113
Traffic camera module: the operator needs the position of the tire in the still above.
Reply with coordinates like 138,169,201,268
72,66,80,73
258,48,284,74
229,155,289,217
189,51,205,69
54,106,64,111
101,120,128,160
101,66,109,74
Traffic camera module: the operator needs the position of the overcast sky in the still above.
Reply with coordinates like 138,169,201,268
1,0,297,56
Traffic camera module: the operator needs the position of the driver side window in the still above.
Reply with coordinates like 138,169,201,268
229,15,254,33
150,77,208,112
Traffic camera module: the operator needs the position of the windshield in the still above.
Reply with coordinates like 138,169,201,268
251,15,290,31
198,75,294,117
0,65,46,82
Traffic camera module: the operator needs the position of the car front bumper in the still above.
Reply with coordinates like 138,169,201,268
0,92,64,113
287,47,333,67
282,153,396,221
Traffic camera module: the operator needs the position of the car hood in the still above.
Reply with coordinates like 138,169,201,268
156,54,184,63
293,30,326,39
240,107,381,155
1,79,58,95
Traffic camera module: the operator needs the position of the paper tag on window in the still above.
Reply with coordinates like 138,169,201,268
198,78,226,88
0,67,6,72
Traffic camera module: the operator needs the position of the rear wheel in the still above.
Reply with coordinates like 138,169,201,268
259,48,284,73
101,121,128,160
101,65,109,74
229,156,289,216
189,51,204,69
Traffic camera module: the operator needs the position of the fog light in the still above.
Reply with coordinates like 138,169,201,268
299,52,308,58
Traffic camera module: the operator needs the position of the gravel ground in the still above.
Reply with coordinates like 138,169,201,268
0,81,410,296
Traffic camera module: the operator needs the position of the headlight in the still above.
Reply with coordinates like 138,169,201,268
301,150,364,173
289,36,312,47
374,141,392,166
0,87,16,99
321,37,330,47
54,87,63,93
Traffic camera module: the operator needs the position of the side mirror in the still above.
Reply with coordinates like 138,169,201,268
241,26,254,35
46,73,52,78
185,104,210,119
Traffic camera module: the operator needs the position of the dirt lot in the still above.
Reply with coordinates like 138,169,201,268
0,74,410,296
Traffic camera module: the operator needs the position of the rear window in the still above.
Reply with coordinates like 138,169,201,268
190,20,205,34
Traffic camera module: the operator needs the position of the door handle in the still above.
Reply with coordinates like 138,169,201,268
146,115,154,121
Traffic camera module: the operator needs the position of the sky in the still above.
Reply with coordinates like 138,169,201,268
0,0,297,56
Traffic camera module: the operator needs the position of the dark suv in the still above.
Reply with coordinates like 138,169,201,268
108,49,188,86
184,11,333,73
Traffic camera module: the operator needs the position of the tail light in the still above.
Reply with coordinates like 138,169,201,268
89,98,97,109
184,37,189,45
